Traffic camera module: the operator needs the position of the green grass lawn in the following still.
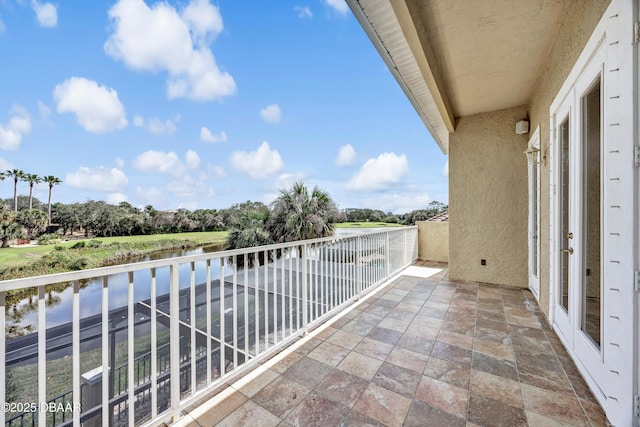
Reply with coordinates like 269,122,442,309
334,222,405,228
0,231,228,278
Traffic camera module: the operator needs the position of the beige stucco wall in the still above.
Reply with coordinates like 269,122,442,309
449,106,529,287
527,0,610,317
417,221,448,262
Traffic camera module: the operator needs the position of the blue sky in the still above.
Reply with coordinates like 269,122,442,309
0,0,448,214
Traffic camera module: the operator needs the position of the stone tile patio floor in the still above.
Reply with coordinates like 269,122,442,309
178,261,609,427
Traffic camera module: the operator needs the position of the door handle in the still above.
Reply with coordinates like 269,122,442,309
562,247,574,255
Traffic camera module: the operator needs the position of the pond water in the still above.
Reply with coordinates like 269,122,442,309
12,245,225,331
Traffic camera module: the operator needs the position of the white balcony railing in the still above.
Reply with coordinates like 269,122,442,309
0,226,418,427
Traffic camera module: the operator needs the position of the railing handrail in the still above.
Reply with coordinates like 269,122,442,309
0,226,417,291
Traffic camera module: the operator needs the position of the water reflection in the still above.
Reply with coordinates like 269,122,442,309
8,245,224,333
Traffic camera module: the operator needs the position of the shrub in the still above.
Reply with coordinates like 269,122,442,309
88,239,102,248
69,257,89,270
70,241,86,249
44,251,70,268
38,233,62,245
54,245,65,251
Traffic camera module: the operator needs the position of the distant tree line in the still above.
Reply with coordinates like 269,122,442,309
343,201,447,225
51,201,226,237
0,172,447,246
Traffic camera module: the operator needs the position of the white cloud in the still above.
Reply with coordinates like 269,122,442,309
260,104,281,124
211,164,226,178
133,115,144,127
115,157,125,168
200,126,227,143
178,201,199,210
274,172,306,191
443,160,448,177
37,101,51,122
185,149,200,169
0,157,14,170
360,191,431,214
107,192,128,204
53,77,127,133
182,0,223,45
346,152,409,191
229,141,284,180
167,175,215,200
66,166,128,192
0,105,31,151
325,0,348,15
104,0,236,102
262,192,279,205
147,117,177,135
0,18,5,33
336,144,356,167
136,186,166,206
132,150,185,177
31,1,57,28
294,6,312,19
133,114,179,134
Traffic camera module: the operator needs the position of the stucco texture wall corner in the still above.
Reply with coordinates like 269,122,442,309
417,221,448,262
528,0,610,317
449,106,529,287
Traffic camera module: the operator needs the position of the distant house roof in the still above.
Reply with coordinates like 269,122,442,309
427,210,448,222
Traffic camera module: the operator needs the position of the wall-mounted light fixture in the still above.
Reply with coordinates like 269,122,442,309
515,120,530,135
524,146,540,165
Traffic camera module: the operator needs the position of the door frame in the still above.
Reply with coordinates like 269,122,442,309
527,126,541,301
550,92,573,347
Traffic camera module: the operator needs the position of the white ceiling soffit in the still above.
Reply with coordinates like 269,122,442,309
414,0,566,118
348,0,451,154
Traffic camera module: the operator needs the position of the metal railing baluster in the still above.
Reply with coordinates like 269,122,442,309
190,262,196,395
38,285,46,427
150,270,157,419
72,281,80,427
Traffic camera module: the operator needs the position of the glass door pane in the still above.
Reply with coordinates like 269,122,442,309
559,117,570,313
581,78,601,347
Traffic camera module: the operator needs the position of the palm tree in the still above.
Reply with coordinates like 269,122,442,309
0,203,23,247
42,175,62,224
269,181,340,244
0,172,5,202
16,209,48,238
24,173,41,211
5,169,24,212
225,205,276,267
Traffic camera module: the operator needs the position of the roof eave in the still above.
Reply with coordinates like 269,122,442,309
347,0,453,155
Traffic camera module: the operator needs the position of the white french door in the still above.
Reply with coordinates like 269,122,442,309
550,2,636,423
552,43,606,394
